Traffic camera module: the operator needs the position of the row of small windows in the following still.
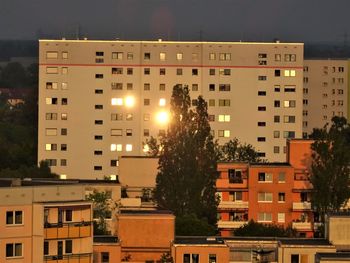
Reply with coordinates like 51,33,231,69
46,82,68,90
45,128,67,136
45,143,67,151
46,51,68,59
46,98,68,105
46,159,67,167
46,113,67,120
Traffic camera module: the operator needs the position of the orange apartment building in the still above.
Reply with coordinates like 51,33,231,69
217,139,316,238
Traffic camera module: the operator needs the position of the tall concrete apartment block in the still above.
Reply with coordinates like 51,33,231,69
38,40,303,179
303,59,350,137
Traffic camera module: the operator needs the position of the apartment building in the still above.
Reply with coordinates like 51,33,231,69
303,59,350,137
217,139,316,237
0,183,93,263
38,39,304,179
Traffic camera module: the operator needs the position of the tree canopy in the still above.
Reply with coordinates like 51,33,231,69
219,138,263,163
233,220,297,237
310,116,350,222
154,85,219,232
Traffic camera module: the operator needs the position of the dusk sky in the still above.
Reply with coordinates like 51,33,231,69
1,0,350,42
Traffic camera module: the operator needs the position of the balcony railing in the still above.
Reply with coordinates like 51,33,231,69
44,221,92,239
292,202,311,211
218,220,248,229
292,222,312,230
44,253,92,263
218,201,249,210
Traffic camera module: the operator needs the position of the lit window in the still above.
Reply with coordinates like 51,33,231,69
278,213,285,223
160,52,166,61
218,115,230,122
209,53,216,60
126,144,132,152
258,172,273,182
284,70,296,77
159,98,166,106
46,82,58,89
46,67,58,74
46,51,58,59
258,192,273,202
258,212,272,222
110,144,117,151
61,82,68,90
176,53,183,60
218,130,230,137
111,98,123,106
112,52,123,60
124,96,135,107
156,111,169,124
45,144,57,151
143,144,150,152
62,51,68,59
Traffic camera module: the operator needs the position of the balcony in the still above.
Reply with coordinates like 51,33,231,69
44,221,92,239
292,202,311,211
218,220,248,229
216,178,248,189
218,201,249,210
292,222,312,230
44,253,92,263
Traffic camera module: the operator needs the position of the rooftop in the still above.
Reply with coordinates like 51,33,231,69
315,252,350,260
93,235,119,244
174,236,226,245
278,238,332,246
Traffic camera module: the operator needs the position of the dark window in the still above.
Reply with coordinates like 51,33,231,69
257,137,266,142
192,254,199,263
111,160,118,167
65,240,72,254
61,128,67,136
127,68,133,75
144,53,151,60
258,106,266,111
219,84,230,91
65,210,72,221
95,74,103,79
209,254,217,263
96,52,104,56
95,120,103,125
258,122,266,127
95,105,103,110
144,68,150,75
209,84,215,91
192,69,198,75
275,70,281,77
94,150,103,155
101,252,110,263
94,166,102,171
44,241,49,255
258,91,266,96
95,135,103,140
274,100,280,107
229,169,243,184
183,254,190,263
291,254,299,263
274,115,280,123
95,89,103,94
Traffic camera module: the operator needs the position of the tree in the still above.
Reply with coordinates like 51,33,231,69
310,116,350,223
175,214,217,236
159,252,174,263
219,138,262,163
233,220,297,237
154,85,219,231
87,190,116,235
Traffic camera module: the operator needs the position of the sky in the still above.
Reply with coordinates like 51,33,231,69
1,0,349,43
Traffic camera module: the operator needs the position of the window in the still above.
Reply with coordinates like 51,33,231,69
209,84,215,91
127,68,133,75
46,97,58,105
126,129,132,136
258,91,266,96
46,51,58,59
95,89,103,94
283,131,295,139
257,137,266,142
274,146,280,153
110,160,118,167
65,209,72,222
144,52,151,60
6,211,23,225
291,254,299,263
44,241,49,255
275,69,281,77
219,99,230,106
284,69,296,77
60,159,67,166
95,105,103,110
111,129,122,136
285,54,296,62
159,83,166,91
46,143,57,151
209,99,215,106
208,115,215,122
111,82,122,90
284,115,295,123
229,191,243,201
144,99,150,106
65,240,72,254
278,213,285,223
6,243,22,258
127,83,133,90
46,67,58,74
258,192,273,202
258,122,266,127
159,98,166,106
278,192,286,202
94,150,103,155
184,254,190,263
176,53,183,60
219,68,231,76
209,69,215,75
192,53,198,61
95,135,103,140
61,128,67,136
112,52,123,60
143,114,150,121
303,99,308,105
284,100,296,108
144,83,150,91
258,212,272,222
274,86,280,92
218,130,230,137
258,106,266,111
126,144,132,152
101,252,110,263
61,144,67,151
111,98,123,106
274,100,280,107
274,115,280,123
62,67,68,74
46,159,57,166
219,84,230,91
273,131,280,138
144,129,150,137
126,113,133,121
46,82,58,89
160,68,166,75
96,51,104,56
275,54,281,61
112,67,123,74
228,169,243,184
209,254,217,263
144,68,150,75
159,52,166,61
95,74,103,79
110,144,122,152
218,115,230,122
258,172,272,182
192,84,199,91
192,68,198,75
258,76,267,81
111,113,123,121
219,53,231,61
176,68,183,75
61,98,68,105
192,254,199,263
46,128,57,136
127,52,133,60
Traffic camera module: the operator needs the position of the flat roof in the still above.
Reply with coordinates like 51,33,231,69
279,238,332,246
174,236,226,245
93,235,119,244
316,252,350,260
120,209,173,215
39,39,304,46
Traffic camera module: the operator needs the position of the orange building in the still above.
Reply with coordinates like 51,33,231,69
217,139,315,237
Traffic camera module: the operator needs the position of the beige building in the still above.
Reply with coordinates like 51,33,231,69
302,59,350,137
0,183,93,263
38,39,304,179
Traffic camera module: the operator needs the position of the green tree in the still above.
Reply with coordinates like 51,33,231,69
233,220,297,237
154,85,219,232
310,116,350,223
87,190,116,235
159,252,174,263
175,214,217,236
219,138,262,163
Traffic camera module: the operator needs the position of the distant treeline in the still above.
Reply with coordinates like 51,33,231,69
0,40,38,61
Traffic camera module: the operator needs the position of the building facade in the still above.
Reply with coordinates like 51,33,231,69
38,39,304,179
302,59,350,137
